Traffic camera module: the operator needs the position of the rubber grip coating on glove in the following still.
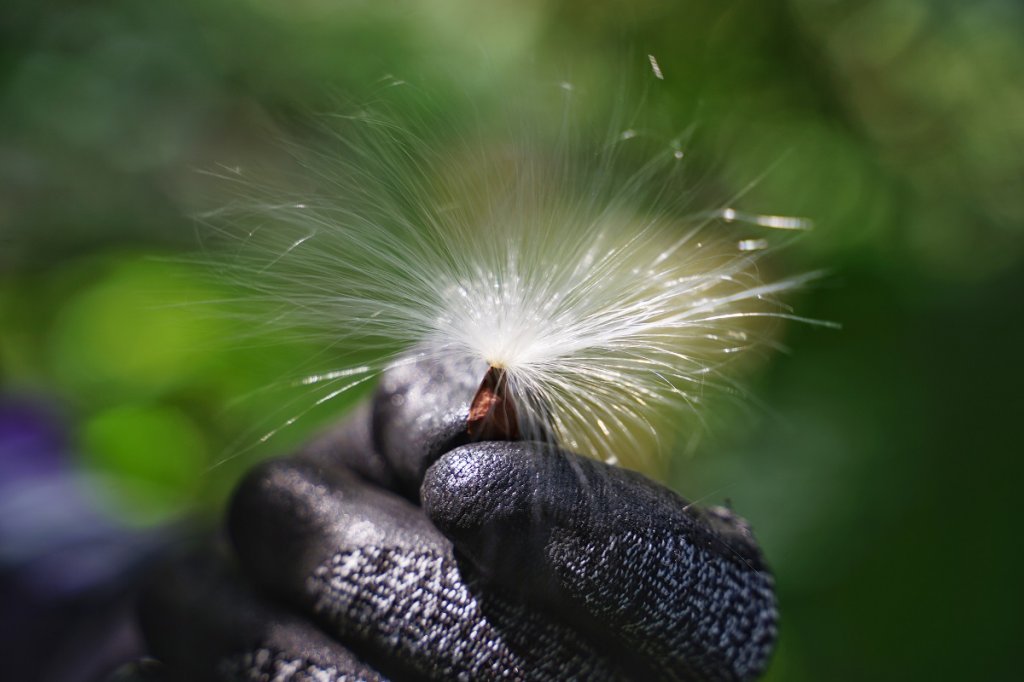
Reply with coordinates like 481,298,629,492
422,441,778,681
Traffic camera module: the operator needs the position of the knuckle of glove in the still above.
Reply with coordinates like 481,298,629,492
227,458,333,589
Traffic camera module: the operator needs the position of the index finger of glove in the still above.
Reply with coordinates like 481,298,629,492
422,441,779,681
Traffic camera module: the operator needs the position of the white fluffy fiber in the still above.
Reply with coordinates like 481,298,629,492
196,88,827,470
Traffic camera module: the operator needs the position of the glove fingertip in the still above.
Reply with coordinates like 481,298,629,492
420,441,575,598
421,441,530,537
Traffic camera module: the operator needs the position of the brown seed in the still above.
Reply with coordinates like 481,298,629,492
467,366,521,441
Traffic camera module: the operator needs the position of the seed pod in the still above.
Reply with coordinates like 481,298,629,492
467,366,520,441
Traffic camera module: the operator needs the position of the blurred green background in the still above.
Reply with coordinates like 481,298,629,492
2,1,1022,679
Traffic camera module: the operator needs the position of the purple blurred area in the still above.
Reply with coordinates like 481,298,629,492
0,397,171,682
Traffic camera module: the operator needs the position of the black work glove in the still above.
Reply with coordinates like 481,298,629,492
137,356,778,681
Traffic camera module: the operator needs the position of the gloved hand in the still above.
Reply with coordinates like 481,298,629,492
136,355,778,681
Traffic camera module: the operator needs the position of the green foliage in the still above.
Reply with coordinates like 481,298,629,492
81,403,207,525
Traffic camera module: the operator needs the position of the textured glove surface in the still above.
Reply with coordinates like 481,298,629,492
139,356,778,681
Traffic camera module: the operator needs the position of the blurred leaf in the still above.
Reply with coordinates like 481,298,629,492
80,403,207,525
47,258,227,405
